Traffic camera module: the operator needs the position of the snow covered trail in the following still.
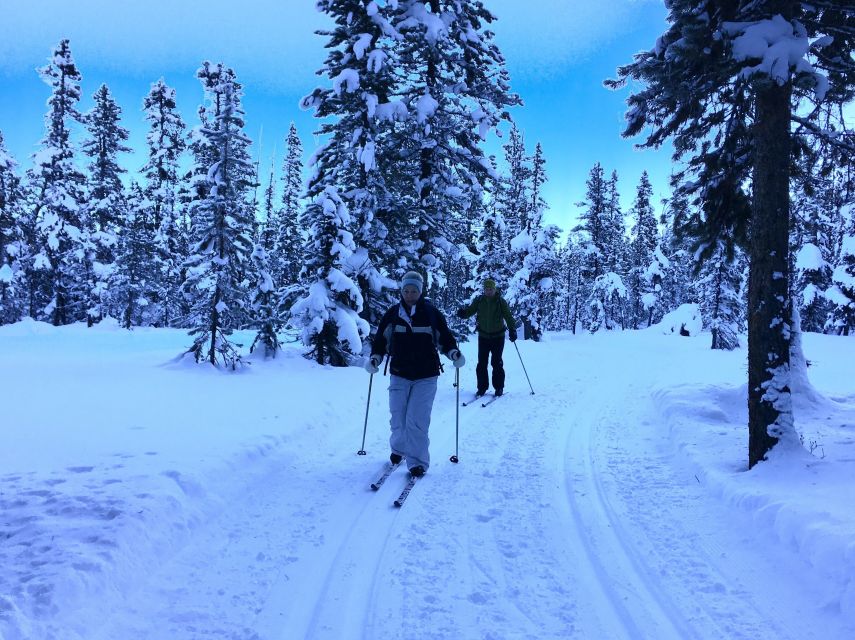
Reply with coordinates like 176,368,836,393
553,335,845,640
80,333,853,640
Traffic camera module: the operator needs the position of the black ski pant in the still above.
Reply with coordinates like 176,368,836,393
476,335,506,394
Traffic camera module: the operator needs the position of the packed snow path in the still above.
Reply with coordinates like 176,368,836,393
82,334,850,640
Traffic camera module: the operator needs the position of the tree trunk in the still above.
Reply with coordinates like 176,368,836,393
209,288,221,366
747,78,794,469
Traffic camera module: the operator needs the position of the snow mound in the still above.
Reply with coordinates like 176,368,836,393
650,303,703,336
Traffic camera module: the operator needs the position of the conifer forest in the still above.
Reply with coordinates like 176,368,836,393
1,3,853,465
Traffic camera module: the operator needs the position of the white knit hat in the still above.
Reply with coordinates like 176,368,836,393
400,270,424,294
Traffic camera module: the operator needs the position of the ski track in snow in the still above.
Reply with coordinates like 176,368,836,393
11,335,854,639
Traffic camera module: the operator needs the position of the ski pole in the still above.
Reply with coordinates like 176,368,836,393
513,342,535,395
357,373,373,455
450,367,460,463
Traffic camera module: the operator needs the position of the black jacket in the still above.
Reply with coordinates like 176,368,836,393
371,298,458,380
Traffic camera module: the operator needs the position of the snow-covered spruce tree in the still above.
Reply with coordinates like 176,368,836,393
507,142,558,340
301,1,403,330
794,240,833,332
640,245,671,328
249,243,283,357
604,170,629,276
791,159,853,332
560,233,587,334
627,171,657,327
182,64,256,368
826,224,855,335
289,186,368,366
27,39,87,326
576,162,626,331
81,83,131,325
470,129,521,328
113,183,157,328
529,143,547,228
696,240,745,350
512,224,561,338
434,189,478,333
0,133,26,323
575,163,608,282
473,193,510,287
589,272,628,334
498,124,531,245
391,0,521,293
454,172,508,336
500,125,530,325
141,79,187,327
608,0,855,467
259,160,277,255
276,123,305,293
658,186,697,313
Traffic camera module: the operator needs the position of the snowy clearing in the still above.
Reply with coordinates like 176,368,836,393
1,320,854,639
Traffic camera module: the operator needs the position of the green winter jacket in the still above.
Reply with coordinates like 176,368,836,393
458,293,517,339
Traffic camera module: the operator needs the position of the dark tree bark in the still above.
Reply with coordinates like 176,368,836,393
748,78,793,468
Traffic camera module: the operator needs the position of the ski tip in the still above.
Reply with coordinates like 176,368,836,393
370,484,380,491
393,500,403,508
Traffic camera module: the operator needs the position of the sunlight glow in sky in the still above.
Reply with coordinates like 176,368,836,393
1,0,672,233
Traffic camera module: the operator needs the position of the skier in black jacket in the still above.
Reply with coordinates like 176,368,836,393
365,271,464,477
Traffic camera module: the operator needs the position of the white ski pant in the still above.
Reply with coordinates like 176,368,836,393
388,375,438,472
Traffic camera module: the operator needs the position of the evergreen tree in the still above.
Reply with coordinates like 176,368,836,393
81,83,131,325
640,245,671,328
473,200,509,288
27,39,87,325
113,183,157,329
141,79,187,326
529,143,547,231
259,159,277,254
560,234,587,335
576,163,609,281
658,188,696,313
589,272,628,333
794,241,834,332
576,163,626,331
249,243,283,357
697,241,744,350
506,141,557,340
498,124,530,242
288,186,368,365
392,0,521,293
608,1,855,466
604,170,628,275
0,133,25,323
628,171,658,327
277,123,304,291
301,1,402,330
182,63,256,368
826,211,855,335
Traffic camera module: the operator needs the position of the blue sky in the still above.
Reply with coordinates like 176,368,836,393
0,0,673,233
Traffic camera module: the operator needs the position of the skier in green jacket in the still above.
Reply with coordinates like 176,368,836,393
456,278,517,397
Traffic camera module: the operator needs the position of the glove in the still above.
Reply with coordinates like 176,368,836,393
449,349,466,368
364,354,382,374
509,329,517,342
456,308,466,319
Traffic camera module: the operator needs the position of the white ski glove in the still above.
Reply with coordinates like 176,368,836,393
364,354,382,374
449,349,466,368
